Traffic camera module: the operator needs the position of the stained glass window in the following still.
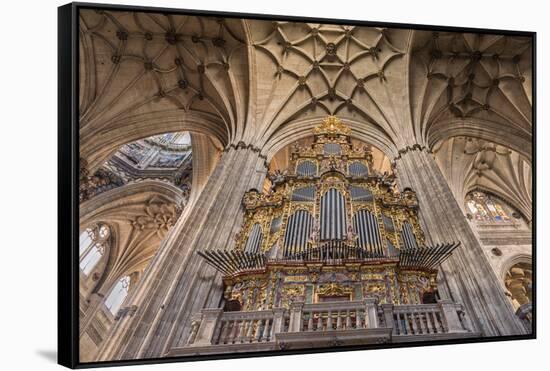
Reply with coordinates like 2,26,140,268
80,244,104,275
79,229,94,255
465,192,511,222
105,276,131,315
79,224,111,275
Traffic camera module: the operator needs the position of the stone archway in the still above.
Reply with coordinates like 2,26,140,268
504,261,532,311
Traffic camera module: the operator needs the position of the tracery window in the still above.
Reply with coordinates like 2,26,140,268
105,275,131,315
79,224,111,275
465,191,511,222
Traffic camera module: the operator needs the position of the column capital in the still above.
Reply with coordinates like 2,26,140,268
391,143,433,166
222,142,269,168
363,297,379,306
272,307,286,315
224,141,266,158
289,301,305,311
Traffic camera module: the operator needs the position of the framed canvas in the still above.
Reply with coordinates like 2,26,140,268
58,2,536,368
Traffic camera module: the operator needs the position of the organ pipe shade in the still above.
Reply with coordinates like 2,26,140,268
349,185,374,201
244,223,263,253
353,209,383,254
386,239,398,256
349,161,369,177
400,221,419,250
323,143,341,155
291,186,316,202
296,160,317,176
320,188,347,241
382,214,395,233
283,210,314,256
270,217,282,233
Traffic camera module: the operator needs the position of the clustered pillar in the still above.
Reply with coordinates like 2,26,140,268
393,147,527,336
96,146,268,361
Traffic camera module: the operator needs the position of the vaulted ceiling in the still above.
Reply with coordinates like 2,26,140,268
78,9,533,212
246,21,411,149
434,137,532,222
410,31,532,158
79,10,248,169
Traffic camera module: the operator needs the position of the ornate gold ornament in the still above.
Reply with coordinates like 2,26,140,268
199,116,459,310
313,116,352,136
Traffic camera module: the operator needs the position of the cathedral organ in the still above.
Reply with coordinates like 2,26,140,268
185,117,471,350
70,8,534,363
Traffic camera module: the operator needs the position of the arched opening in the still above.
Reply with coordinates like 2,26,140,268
104,275,132,315
81,132,193,203
504,261,532,326
465,191,512,223
80,132,193,202
79,223,111,277
433,136,532,225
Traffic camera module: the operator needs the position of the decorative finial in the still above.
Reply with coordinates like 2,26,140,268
313,116,351,136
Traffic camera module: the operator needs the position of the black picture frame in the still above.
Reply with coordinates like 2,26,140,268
58,2,536,368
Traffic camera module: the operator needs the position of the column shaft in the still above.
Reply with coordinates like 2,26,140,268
96,147,267,360
394,148,526,336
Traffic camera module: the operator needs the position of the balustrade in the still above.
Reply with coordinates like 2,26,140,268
186,299,471,347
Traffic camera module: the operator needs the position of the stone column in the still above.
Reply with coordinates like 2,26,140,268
288,302,304,332
96,147,268,361
191,309,223,346
364,298,379,329
393,148,526,336
437,300,467,333
79,293,105,335
271,307,286,338
380,304,395,332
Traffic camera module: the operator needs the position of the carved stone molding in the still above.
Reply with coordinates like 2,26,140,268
130,196,182,235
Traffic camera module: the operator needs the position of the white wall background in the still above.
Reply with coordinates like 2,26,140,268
0,0,546,369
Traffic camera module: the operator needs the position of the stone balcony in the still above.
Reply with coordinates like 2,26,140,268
166,299,479,357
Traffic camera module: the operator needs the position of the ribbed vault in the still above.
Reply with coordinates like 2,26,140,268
434,136,532,222
80,10,533,171
76,10,534,360
79,10,250,169
80,180,185,295
246,20,412,149
409,31,532,153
